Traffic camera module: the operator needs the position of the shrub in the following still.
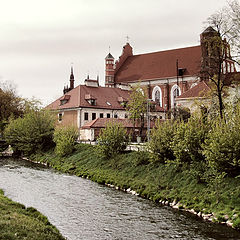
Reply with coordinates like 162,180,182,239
203,106,240,176
97,121,129,158
4,110,55,155
171,116,209,165
148,120,176,163
53,126,78,157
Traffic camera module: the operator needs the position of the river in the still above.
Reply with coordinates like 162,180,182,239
0,158,240,240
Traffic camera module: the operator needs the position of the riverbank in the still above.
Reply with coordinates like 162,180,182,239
0,189,65,240
32,143,240,230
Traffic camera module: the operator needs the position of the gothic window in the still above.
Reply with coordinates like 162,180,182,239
171,84,181,108
152,86,162,107
155,90,160,103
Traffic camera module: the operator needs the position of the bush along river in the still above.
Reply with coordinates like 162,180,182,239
1,157,240,240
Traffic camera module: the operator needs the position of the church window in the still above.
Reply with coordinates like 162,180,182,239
152,86,162,107
171,84,181,108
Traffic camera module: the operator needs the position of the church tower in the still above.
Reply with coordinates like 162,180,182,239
105,52,115,87
63,66,75,94
69,66,75,90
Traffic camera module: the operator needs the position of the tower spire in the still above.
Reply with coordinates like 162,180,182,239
69,63,75,89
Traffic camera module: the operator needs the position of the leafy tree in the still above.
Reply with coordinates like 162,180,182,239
148,120,176,163
97,121,129,159
171,116,209,165
4,110,55,155
127,84,148,139
53,126,78,157
202,104,240,176
0,80,41,135
203,0,240,118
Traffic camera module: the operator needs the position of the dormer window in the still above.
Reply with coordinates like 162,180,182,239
86,99,96,105
118,96,128,108
106,101,111,106
60,95,70,105
85,94,97,105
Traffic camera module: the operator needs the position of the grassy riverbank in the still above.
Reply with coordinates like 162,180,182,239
0,189,64,240
32,143,240,229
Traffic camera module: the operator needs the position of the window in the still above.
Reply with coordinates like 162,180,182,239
152,86,162,107
125,114,128,118
107,113,111,118
100,113,104,118
155,90,160,103
58,113,63,122
92,113,96,120
171,84,181,108
84,112,88,121
114,114,118,118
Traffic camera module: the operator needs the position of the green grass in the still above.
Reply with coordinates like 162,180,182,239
0,189,65,240
32,143,240,227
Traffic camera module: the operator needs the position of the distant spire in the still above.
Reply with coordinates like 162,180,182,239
70,64,74,80
126,35,130,43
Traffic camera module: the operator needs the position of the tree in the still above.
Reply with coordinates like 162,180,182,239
53,126,78,157
126,84,147,139
0,80,41,135
203,0,240,118
148,120,176,163
4,110,55,155
97,121,129,159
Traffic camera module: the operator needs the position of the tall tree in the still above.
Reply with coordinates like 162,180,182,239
202,1,240,118
126,85,148,139
0,80,42,135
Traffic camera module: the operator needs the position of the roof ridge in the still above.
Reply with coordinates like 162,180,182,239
131,45,201,58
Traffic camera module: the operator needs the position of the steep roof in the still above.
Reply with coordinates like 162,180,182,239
114,45,202,83
177,81,211,99
46,85,130,110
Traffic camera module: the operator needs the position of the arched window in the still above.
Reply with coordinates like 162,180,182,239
171,84,181,108
152,86,162,107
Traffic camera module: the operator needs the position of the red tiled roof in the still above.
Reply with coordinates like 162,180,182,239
115,45,202,83
177,81,211,99
81,118,158,129
46,85,130,110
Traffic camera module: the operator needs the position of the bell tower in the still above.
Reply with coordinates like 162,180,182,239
105,52,115,87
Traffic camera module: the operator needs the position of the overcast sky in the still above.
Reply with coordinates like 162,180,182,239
0,0,229,105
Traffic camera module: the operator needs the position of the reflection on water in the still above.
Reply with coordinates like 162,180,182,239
0,158,240,240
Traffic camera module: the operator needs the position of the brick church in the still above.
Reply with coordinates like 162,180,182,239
47,27,238,140
105,26,237,114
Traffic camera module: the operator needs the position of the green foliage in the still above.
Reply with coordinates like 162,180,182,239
4,110,55,156
0,190,64,240
0,81,42,135
171,116,209,165
126,84,147,138
172,107,191,122
148,120,176,163
97,121,129,158
203,105,240,175
53,126,78,157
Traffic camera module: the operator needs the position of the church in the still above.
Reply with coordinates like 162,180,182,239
105,26,237,114
47,27,238,140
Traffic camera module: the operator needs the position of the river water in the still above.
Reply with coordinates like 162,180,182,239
0,158,240,240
